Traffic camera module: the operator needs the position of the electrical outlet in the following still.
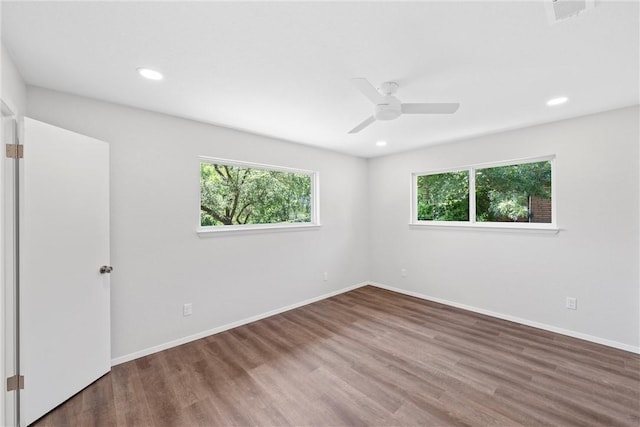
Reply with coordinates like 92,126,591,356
566,297,577,310
183,303,193,316
401,268,407,278
323,272,328,282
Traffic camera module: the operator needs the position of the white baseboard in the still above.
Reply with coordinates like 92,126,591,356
111,281,369,366
368,281,640,355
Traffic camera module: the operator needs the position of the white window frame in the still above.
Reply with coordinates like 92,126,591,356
410,155,557,232
198,156,320,235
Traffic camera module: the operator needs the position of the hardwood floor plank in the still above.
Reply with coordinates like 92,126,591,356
135,353,193,427
32,285,640,427
111,360,155,427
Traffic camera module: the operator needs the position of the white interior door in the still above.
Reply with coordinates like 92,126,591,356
21,118,110,425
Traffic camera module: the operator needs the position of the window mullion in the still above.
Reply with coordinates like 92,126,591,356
469,167,476,224
411,174,418,223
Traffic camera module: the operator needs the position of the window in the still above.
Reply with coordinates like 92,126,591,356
199,157,319,232
413,157,555,229
475,161,552,223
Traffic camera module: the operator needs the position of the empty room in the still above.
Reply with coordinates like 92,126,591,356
1,1,638,426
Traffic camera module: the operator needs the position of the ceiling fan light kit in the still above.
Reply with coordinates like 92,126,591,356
375,99,402,121
348,77,460,134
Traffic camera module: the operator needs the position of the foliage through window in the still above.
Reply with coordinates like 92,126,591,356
414,158,554,227
200,158,316,229
417,171,469,221
476,162,552,223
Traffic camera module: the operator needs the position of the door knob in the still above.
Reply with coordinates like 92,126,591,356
99,265,113,274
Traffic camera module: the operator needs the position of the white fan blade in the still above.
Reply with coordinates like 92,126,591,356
348,116,376,134
351,78,383,104
401,103,460,114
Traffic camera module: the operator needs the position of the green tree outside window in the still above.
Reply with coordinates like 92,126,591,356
416,160,552,224
200,162,312,227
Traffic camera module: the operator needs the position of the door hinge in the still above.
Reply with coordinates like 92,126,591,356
6,375,24,391
6,144,23,159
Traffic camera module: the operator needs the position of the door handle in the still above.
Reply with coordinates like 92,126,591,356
99,265,113,274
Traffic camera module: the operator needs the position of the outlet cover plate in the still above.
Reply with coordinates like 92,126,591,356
566,297,577,310
183,303,193,316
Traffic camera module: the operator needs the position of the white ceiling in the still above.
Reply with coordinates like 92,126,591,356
2,1,638,158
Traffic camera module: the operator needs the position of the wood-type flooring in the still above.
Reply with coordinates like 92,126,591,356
33,286,640,426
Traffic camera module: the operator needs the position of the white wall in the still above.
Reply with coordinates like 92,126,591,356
368,106,639,350
1,45,26,115
26,86,370,362
1,42,27,427
23,84,639,363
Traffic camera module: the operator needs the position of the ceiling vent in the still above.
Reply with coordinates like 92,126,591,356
545,0,595,24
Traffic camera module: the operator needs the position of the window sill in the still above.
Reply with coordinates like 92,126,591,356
197,223,321,236
409,222,559,234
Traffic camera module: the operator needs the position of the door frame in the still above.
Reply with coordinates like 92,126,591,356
2,98,21,427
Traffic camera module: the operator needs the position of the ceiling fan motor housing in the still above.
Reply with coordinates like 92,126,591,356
375,96,402,120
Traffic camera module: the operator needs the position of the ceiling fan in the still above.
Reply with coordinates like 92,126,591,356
348,78,460,134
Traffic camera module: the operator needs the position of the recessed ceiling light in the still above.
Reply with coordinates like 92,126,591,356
376,140,387,147
546,96,568,106
137,68,163,81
